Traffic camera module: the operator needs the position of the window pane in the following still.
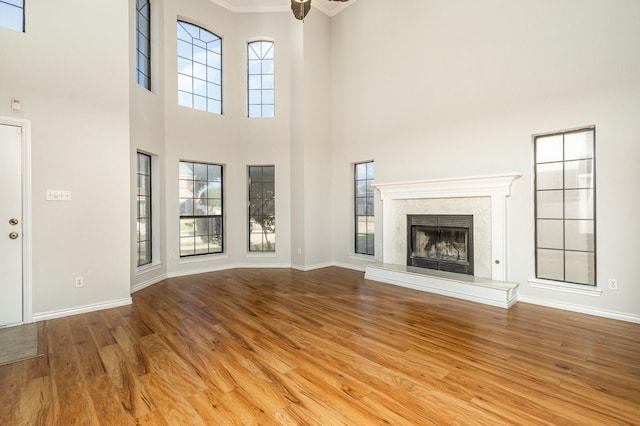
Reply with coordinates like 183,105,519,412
248,60,261,74
249,90,261,105
207,51,221,69
537,249,564,281
536,162,563,190
178,74,192,92
356,235,367,254
356,198,366,216
536,135,563,163
565,130,594,161
180,237,195,257
262,60,274,74
178,57,193,76
564,159,593,189
262,75,274,90
262,105,274,118
178,91,193,108
565,251,595,285
262,90,274,104
194,95,207,111
565,189,594,220
207,99,222,114
178,40,193,60
194,79,207,97
193,62,206,80
537,219,563,249
249,75,261,90
536,190,563,219
565,220,594,252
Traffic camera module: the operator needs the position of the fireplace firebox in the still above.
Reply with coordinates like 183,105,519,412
407,215,474,275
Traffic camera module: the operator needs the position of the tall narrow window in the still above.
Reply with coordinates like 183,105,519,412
355,161,375,255
0,0,25,32
248,166,275,252
177,21,222,114
179,161,223,257
136,0,151,90
248,41,275,118
535,127,596,285
137,152,152,266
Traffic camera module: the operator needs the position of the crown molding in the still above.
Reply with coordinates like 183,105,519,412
208,0,357,18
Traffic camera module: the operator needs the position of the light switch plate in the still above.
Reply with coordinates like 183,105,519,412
46,190,72,201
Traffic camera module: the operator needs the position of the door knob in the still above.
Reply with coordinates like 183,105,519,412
9,218,19,225
9,232,19,240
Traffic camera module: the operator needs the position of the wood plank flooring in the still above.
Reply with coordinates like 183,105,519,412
1,267,639,424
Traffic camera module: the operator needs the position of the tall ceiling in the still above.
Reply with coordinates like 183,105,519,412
209,0,356,17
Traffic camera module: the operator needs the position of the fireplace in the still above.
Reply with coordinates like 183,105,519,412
407,215,474,275
365,174,521,309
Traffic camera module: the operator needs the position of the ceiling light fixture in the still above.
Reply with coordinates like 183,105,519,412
291,0,350,21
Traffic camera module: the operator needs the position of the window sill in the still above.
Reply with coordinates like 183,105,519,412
528,278,602,297
136,262,162,275
245,252,277,258
349,253,377,262
178,253,229,264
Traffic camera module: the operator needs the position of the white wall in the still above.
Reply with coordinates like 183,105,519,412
0,0,131,317
150,0,299,276
301,10,333,269
330,0,640,319
3,0,638,323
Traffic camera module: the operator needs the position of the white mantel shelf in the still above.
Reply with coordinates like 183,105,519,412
365,264,519,309
374,173,522,200
370,173,522,308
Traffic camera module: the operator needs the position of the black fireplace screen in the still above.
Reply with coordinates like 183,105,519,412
407,215,473,275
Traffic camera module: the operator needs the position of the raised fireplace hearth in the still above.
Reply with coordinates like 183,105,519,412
408,214,473,275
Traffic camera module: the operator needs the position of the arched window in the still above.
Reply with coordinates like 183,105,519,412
247,40,274,118
177,21,222,114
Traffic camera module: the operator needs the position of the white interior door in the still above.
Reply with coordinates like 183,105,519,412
0,123,23,327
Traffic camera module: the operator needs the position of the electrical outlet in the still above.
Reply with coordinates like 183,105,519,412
75,276,84,288
608,278,618,290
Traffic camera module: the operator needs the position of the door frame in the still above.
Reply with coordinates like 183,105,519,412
0,116,32,325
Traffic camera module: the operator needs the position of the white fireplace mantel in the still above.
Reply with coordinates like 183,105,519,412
374,173,522,282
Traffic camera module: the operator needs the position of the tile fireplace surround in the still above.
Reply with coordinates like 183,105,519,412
365,173,522,308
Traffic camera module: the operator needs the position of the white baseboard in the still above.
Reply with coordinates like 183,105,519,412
131,274,167,293
291,262,334,272
33,297,132,322
167,263,238,278
332,262,367,272
167,262,294,279
518,296,640,324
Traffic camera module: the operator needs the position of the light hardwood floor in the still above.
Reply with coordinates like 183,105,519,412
1,267,639,425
